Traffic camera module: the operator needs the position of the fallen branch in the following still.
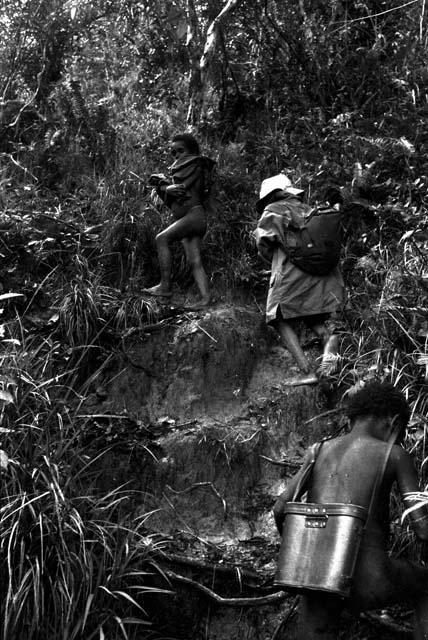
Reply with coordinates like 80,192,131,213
160,562,413,632
360,611,412,637
164,569,288,607
183,313,218,342
303,407,342,425
259,454,300,468
150,549,262,583
34,212,82,231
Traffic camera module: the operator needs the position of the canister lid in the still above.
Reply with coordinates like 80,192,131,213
283,502,367,520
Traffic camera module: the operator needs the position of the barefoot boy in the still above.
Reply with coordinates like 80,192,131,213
274,381,428,639
144,133,215,309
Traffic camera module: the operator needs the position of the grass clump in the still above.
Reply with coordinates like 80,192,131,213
0,326,167,640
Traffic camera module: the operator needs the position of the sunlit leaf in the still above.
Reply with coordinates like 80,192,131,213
0,293,24,302
0,449,9,471
0,389,14,404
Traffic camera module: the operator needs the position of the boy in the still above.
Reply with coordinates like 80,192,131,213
274,381,428,639
144,133,215,309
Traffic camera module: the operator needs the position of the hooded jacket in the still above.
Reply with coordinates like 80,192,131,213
254,194,345,322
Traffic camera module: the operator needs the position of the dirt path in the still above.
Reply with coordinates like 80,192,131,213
82,303,409,639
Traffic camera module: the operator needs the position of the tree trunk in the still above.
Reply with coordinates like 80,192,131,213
186,0,242,125
185,0,203,125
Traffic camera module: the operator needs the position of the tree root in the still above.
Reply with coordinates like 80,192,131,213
156,558,414,635
151,549,261,583
259,454,301,468
360,611,412,637
163,568,288,607
303,407,342,425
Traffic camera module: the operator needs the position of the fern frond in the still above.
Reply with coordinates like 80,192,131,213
356,135,415,156
70,80,90,124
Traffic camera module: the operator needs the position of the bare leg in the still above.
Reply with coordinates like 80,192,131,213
143,208,206,297
182,236,210,308
312,322,340,376
141,231,176,296
153,232,173,294
352,551,428,640
276,318,316,378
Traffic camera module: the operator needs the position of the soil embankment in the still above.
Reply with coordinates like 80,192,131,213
86,304,340,639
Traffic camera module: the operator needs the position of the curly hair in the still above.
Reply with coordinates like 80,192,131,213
345,381,410,429
172,133,200,155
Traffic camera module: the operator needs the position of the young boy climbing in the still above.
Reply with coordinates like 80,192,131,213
144,133,215,309
273,381,428,640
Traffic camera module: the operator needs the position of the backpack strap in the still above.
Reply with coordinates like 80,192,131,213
364,418,402,530
292,441,323,501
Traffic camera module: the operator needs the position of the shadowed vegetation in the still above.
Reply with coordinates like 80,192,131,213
0,0,427,637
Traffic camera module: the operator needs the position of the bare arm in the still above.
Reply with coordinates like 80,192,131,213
395,447,428,540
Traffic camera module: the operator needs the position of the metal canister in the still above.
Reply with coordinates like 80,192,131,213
274,502,367,597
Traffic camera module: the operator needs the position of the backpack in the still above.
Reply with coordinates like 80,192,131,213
265,200,342,275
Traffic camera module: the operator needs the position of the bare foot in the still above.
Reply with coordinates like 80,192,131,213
142,284,172,298
283,373,318,387
318,353,341,377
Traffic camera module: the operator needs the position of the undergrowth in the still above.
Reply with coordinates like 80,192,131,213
0,28,427,637
0,329,167,640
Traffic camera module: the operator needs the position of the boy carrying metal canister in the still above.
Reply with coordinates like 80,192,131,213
273,381,428,640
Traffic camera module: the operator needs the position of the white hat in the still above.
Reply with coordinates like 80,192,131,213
257,174,304,212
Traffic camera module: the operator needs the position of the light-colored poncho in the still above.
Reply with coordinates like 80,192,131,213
254,196,346,322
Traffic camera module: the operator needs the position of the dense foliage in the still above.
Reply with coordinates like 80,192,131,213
0,0,427,637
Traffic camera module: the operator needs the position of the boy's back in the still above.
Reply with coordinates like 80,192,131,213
273,382,428,639
308,434,397,541
307,429,427,544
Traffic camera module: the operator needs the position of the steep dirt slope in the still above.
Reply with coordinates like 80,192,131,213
86,304,399,640
83,305,329,638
